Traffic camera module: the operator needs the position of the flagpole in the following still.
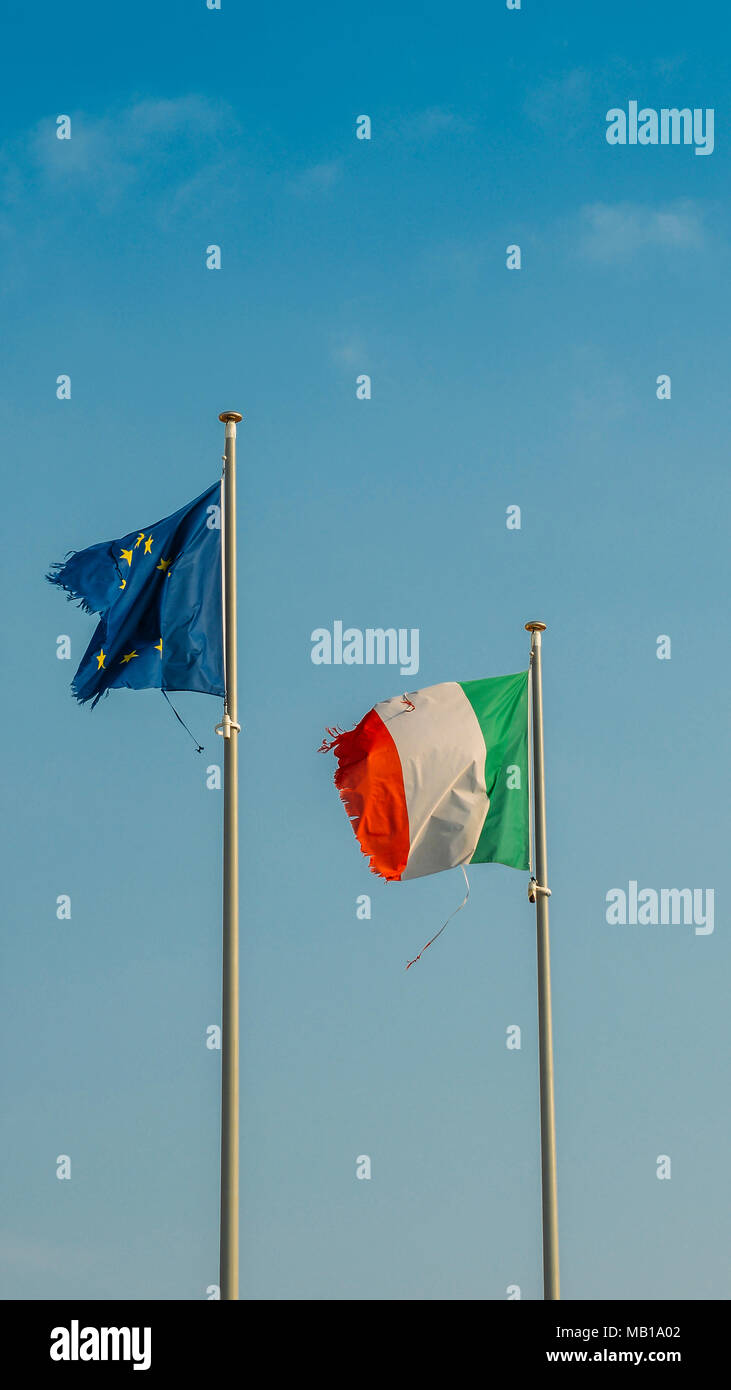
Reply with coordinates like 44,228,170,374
525,621,560,1300
219,410,242,1300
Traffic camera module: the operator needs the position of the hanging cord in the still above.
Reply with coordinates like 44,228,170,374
405,865,471,970
527,654,535,879
526,654,550,904
161,690,204,752
156,453,223,756
219,453,229,719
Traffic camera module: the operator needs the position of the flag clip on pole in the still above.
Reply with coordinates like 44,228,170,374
218,411,242,1301
525,621,560,1301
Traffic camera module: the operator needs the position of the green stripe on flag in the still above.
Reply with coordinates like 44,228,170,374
459,671,530,871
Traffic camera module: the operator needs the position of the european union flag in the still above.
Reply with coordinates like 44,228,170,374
48,482,225,707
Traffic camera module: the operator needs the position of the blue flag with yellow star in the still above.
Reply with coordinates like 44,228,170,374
48,481,225,707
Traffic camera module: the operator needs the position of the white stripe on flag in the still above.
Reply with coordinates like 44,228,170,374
375,682,489,880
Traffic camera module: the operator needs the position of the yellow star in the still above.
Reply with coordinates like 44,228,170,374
156,557,171,573
119,578,126,590
120,650,138,664
96,649,106,669
154,638,163,655
144,535,154,554
135,532,145,549
120,548,133,567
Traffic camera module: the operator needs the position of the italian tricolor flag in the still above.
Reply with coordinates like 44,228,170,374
322,671,530,881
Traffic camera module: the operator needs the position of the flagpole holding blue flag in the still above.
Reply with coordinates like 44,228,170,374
525,621,560,1300
47,418,239,1295
218,411,242,1301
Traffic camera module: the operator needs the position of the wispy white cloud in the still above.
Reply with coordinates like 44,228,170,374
526,69,592,130
651,54,687,79
412,238,485,289
287,108,470,196
0,96,239,218
0,1231,96,1276
288,160,342,196
330,332,367,368
578,200,707,260
566,345,632,435
396,107,472,141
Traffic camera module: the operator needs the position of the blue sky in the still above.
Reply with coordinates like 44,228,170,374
1,0,728,1299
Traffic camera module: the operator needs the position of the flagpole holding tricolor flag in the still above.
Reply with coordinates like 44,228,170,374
218,411,242,1300
525,621,560,1300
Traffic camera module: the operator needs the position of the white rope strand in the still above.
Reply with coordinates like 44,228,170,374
527,656,535,879
405,865,471,970
219,453,228,715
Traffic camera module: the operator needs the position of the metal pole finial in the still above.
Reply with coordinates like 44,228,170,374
219,411,243,424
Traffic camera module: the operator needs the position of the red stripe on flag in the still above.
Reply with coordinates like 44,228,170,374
326,708,410,881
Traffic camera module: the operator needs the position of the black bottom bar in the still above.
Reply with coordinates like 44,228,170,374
6,1297,723,1377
